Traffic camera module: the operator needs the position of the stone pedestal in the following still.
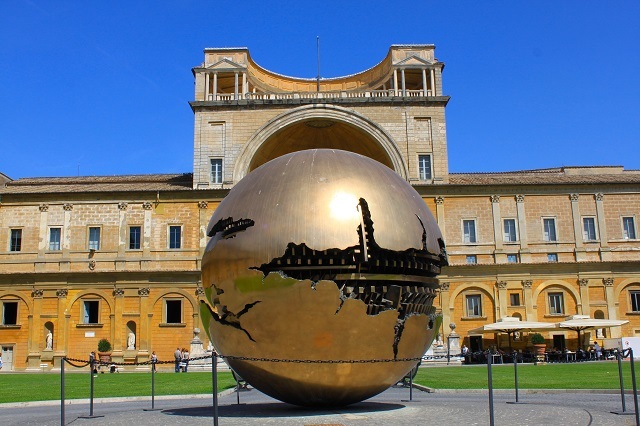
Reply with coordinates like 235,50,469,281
187,328,211,371
447,332,461,356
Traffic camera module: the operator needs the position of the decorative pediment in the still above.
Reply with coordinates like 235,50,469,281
205,58,245,71
394,55,435,67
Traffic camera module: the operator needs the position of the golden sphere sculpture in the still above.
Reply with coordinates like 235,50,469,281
201,149,447,406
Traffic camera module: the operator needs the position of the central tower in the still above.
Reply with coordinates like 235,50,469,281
190,45,450,189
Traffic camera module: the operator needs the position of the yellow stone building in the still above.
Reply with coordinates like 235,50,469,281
2,45,640,370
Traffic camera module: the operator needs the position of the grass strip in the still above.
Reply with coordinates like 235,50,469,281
414,361,636,389
0,371,236,403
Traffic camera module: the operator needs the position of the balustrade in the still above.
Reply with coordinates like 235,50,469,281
207,89,434,102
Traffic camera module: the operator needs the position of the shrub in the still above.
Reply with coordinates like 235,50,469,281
530,333,546,344
97,338,112,353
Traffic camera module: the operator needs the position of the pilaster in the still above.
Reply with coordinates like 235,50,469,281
522,280,534,319
578,278,590,316
496,280,508,318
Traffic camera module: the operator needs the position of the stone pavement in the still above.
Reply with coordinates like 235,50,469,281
0,386,638,425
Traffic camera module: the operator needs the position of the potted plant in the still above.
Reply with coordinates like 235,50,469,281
530,333,546,355
97,338,112,363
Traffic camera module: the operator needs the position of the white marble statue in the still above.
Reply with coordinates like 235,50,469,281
46,331,53,350
127,332,136,350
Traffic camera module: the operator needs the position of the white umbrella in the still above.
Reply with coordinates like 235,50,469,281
558,315,629,349
468,317,557,351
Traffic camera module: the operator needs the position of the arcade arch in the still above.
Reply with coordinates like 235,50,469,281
234,104,408,182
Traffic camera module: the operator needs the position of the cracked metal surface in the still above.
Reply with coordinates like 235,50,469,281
201,149,446,407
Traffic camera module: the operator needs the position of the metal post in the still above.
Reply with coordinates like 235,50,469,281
629,348,639,426
212,353,218,426
236,377,240,405
151,360,155,409
61,358,65,426
89,352,95,417
618,349,627,413
409,367,414,401
447,335,451,365
487,351,495,426
514,352,519,403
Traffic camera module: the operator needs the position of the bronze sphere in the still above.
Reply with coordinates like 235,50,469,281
201,149,447,406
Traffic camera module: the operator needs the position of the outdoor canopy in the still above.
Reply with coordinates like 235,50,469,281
558,315,629,349
468,317,557,350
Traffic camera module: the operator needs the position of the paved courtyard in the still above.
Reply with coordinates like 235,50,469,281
1,386,638,425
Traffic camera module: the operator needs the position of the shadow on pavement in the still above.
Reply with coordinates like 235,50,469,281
162,401,405,418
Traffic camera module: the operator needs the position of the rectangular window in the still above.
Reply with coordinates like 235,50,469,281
631,291,640,312
503,219,517,242
466,255,477,264
2,301,18,325
507,254,519,263
543,218,557,242
165,299,183,324
418,155,432,180
548,253,558,262
510,293,521,306
211,158,223,184
88,227,101,250
49,228,61,251
583,217,597,241
10,229,22,252
548,292,564,315
466,295,482,317
463,219,477,243
83,300,99,324
623,217,637,240
169,225,182,249
129,226,141,250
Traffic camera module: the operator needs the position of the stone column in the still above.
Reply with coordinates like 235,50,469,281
516,195,530,262
142,202,152,258
26,289,44,369
198,201,209,261
62,204,72,258
393,69,398,96
570,194,586,261
422,68,428,96
578,278,590,316
111,288,125,364
242,72,247,97
491,195,504,262
595,193,611,260
234,72,239,100
522,280,534,319
204,72,210,100
54,289,68,369
497,281,508,318
212,72,218,101
430,68,436,96
138,288,151,353
117,202,128,258
435,196,445,233
37,204,48,258
440,282,451,337
401,68,406,96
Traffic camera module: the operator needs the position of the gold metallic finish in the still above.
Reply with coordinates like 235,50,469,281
201,149,446,406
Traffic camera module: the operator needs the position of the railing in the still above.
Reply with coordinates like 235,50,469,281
207,89,433,102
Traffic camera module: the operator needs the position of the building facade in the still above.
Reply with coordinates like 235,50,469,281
1,45,640,370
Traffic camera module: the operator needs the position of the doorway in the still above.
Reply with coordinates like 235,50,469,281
552,334,566,351
469,335,483,352
1,346,14,371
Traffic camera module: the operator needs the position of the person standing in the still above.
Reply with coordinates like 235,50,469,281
150,351,158,372
594,341,602,360
182,348,190,373
174,347,181,372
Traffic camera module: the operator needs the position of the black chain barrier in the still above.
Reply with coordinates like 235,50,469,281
60,351,429,426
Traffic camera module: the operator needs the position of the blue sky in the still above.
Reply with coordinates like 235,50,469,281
1,1,639,179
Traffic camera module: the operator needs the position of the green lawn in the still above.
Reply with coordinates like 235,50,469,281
0,362,636,404
414,361,637,390
0,371,236,403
